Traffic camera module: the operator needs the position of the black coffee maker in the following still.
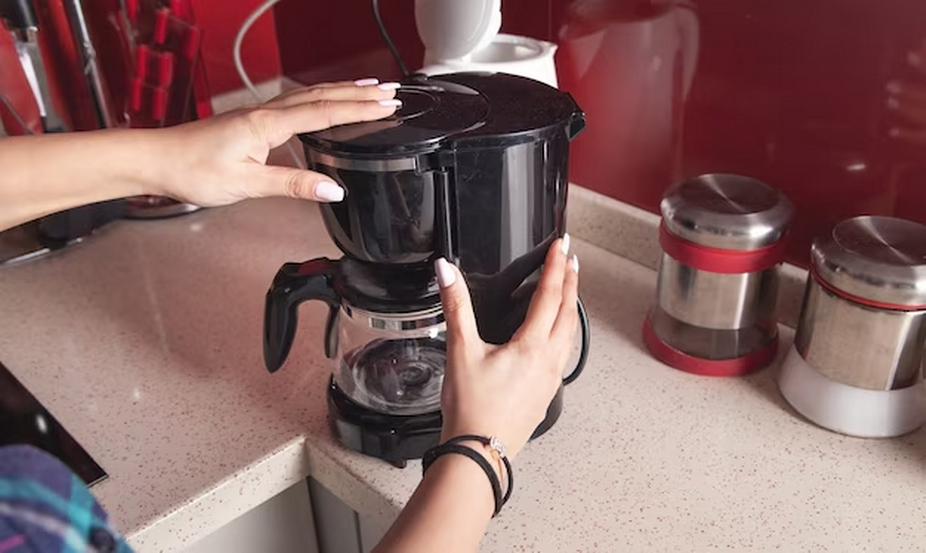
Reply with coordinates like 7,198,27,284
263,72,589,468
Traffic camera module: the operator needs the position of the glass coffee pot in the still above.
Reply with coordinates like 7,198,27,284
264,258,447,416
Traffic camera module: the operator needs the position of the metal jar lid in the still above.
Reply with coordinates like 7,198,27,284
660,174,794,251
811,216,926,309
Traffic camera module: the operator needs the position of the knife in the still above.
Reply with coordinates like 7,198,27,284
0,0,68,133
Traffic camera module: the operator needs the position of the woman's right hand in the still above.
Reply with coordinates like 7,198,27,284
434,236,580,461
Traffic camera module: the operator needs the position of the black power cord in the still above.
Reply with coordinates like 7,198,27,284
371,0,409,77
563,297,590,386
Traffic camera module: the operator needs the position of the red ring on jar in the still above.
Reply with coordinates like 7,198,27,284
642,314,779,377
810,265,926,312
659,222,787,274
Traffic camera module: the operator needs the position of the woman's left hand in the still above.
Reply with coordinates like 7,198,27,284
154,79,401,206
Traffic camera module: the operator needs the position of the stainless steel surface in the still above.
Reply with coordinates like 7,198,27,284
812,216,926,308
18,30,67,133
649,305,777,360
656,254,778,330
63,0,115,128
0,225,84,266
306,150,418,172
342,302,445,333
660,173,794,250
795,277,926,390
124,198,202,219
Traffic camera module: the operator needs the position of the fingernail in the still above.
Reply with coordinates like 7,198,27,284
886,81,902,94
378,99,402,107
435,258,456,288
377,82,401,91
887,96,900,110
315,181,345,202
561,233,571,255
909,51,922,68
571,255,580,273
354,78,379,87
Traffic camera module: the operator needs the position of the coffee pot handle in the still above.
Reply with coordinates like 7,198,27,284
263,258,340,373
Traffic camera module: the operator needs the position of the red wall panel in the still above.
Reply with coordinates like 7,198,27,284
191,0,282,95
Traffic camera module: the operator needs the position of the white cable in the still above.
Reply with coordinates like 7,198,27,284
233,0,305,169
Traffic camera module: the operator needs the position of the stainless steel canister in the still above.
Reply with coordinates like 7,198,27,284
779,216,926,437
644,174,794,376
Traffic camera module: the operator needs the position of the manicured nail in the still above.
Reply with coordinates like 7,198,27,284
315,181,345,202
435,258,456,288
378,99,402,107
909,51,922,68
571,255,580,273
887,96,900,110
354,78,379,87
561,233,571,255
377,82,401,90
886,81,902,94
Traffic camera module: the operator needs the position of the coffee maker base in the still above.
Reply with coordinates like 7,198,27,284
327,378,443,469
327,378,565,468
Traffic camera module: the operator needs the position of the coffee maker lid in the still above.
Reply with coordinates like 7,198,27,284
299,72,584,158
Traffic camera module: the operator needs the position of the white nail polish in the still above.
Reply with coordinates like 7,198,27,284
354,78,379,87
571,255,580,274
561,233,571,255
315,181,345,202
435,258,456,288
378,99,402,107
377,82,401,90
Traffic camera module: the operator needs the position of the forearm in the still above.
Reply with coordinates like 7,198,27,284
0,129,172,231
374,454,496,553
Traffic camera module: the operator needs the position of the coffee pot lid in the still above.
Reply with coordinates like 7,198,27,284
415,0,501,61
299,72,583,158
660,174,794,251
811,216,926,308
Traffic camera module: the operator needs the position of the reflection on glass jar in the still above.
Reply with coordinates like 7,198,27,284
332,304,446,416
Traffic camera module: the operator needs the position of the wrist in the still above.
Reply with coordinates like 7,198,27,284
130,127,183,198
425,453,496,518
441,426,522,460
451,438,505,481
91,128,177,199
425,434,514,517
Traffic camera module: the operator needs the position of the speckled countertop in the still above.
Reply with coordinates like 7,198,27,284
2,184,926,552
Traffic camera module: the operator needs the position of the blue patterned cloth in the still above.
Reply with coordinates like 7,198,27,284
0,445,131,553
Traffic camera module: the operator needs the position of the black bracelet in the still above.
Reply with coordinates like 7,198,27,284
421,435,513,517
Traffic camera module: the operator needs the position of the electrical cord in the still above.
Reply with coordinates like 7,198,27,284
233,0,304,169
563,297,589,386
371,0,409,77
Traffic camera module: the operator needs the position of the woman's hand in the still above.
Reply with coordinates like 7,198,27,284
373,238,580,553
155,79,402,206
887,40,926,147
435,235,581,461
